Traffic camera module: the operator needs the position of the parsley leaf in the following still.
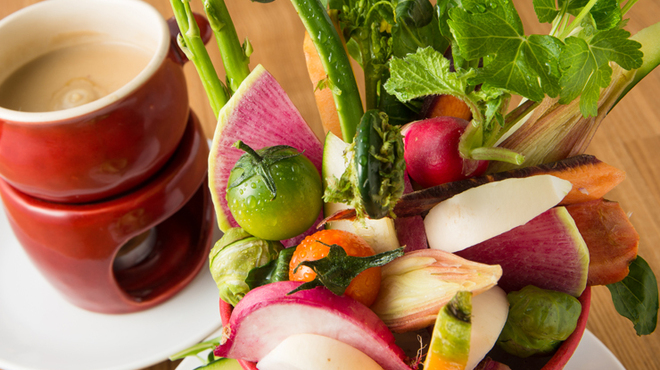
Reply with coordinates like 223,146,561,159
533,0,559,24
448,0,563,102
392,0,449,58
384,46,472,103
559,28,643,116
562,0,622,31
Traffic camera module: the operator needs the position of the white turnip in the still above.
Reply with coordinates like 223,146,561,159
257,333,385,370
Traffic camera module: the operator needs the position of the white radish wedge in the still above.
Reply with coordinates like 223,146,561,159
424,175,572,253
257,333,384,370
466,286,509,370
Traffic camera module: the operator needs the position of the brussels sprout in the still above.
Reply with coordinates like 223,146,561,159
209,228,283,306
496,285,582,358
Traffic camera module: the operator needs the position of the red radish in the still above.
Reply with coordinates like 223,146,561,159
214,281,412,370
402,117,488,188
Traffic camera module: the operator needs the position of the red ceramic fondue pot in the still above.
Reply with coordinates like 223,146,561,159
0,0,210,203
0,112,214,314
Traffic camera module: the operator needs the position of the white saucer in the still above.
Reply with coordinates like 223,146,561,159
0,204,222,370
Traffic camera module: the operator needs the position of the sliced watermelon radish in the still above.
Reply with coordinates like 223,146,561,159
456,206,589,297
208,65,323,245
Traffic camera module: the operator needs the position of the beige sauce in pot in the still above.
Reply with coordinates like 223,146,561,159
0,41,151,113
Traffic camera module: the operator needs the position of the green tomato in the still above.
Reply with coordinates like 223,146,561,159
226,142,323,241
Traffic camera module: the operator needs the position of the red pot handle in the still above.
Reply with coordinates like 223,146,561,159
166,12,213,65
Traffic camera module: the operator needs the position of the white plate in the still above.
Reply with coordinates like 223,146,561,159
565,330,626,370
0,205,223,370
175,329,626,370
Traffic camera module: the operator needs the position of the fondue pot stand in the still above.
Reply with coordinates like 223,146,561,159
0,112,214,314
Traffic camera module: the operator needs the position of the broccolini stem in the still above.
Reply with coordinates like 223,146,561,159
203,0,251,93
289,0,364,143
170,0,228,117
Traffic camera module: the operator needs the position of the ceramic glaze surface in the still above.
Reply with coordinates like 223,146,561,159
0,113,213,313
0,0,212,203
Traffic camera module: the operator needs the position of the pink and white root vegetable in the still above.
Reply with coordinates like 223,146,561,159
214,281,412,370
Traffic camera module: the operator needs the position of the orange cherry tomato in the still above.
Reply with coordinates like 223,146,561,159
289,229,381,307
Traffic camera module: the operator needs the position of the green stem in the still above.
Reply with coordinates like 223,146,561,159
170,0,228,117
203,0,251,93
558,0,598,40
490,100,540,147
621,0,638,16
469,146,525,165
289,0,364,143
364,64,380,111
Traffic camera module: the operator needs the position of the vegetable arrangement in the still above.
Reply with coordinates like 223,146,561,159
169,0,660,369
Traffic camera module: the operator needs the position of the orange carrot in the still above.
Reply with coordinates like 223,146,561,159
422,94,473,121
303,30,343,140
565,199,639,286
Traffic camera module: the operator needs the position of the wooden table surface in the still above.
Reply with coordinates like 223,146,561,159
1,1,659,369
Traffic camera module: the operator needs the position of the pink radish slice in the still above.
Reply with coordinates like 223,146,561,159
214,281,412,370
208,64,323,246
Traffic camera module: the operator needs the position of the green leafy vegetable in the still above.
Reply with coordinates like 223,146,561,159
444,0,643,118
449,0,563,101
391,0,449,59
532,0,560,24
607,256,659,336
246,247,296,290
289,244,404,296
328,0,448,122
558,28,642,116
